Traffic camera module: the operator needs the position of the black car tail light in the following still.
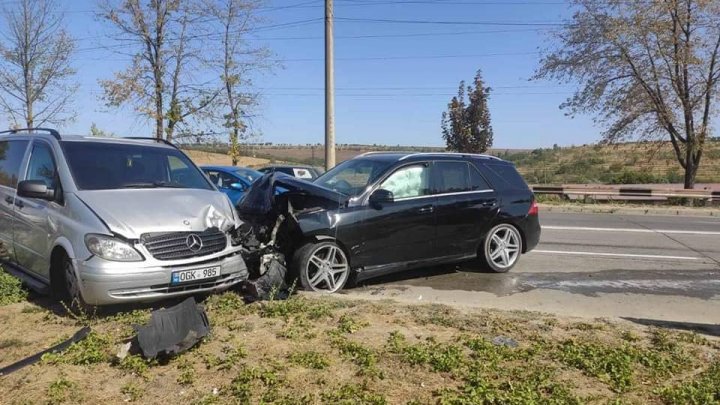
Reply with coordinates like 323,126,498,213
528,200,539,216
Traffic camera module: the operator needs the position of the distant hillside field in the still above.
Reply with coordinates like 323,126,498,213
499,141,720,185
183,149,270,168
184,141,720,185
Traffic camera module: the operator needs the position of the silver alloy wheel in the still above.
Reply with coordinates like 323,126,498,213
486,224,521,270
305,244,350,293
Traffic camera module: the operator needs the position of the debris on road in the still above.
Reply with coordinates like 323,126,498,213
0,326,91,376
491,336,518,348
241,253,290,301
135,297,210,359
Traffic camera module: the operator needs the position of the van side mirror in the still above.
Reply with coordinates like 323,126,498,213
369,189,394,208
17,180,54,200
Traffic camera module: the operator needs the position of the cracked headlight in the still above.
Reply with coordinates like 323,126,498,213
85,234,143,262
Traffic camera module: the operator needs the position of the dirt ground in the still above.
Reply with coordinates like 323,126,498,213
183,149,270,168
0,290,718,404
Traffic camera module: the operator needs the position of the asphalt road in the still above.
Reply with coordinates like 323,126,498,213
343,211,720,331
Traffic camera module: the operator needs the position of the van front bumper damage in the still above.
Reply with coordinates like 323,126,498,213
76,249,248,305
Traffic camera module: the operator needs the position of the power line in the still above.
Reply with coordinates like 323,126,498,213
73,18,323,53
258,84,572,90
280,51,539,62
247,27,545,41
335,16,567,26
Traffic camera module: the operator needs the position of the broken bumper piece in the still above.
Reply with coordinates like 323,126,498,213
135,297,210,359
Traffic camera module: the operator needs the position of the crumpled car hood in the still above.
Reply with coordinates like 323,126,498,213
237,173,347,218
75,189,237,239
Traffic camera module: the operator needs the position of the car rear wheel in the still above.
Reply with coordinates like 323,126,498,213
293,241,350,293
482,224,522,273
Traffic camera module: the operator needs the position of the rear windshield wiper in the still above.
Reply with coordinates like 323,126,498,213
122,181,186,189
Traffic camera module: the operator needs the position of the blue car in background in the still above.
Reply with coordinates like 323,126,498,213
200,165,263,205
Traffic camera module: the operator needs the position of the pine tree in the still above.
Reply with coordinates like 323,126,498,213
441,70,493,153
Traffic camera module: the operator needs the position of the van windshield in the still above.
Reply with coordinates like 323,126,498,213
62,141,213,191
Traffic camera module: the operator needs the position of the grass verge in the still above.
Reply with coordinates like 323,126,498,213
0,292,717,404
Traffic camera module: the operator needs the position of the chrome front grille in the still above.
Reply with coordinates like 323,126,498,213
141,228,227,260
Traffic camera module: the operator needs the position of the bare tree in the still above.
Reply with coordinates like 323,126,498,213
535,0,720,189
0,0,76,129
99,0,216,141
202,0,271,165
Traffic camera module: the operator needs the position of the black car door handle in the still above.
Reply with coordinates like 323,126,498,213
4,196,13,205
418,205,434,214
481,200,497,207
15,200,23,209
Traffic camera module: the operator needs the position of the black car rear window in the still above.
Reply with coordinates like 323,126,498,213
477,162,529,191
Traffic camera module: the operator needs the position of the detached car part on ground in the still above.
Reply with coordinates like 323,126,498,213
236,153,541,293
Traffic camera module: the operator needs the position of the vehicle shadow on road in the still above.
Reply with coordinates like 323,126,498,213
351,260,495,289
622,317,720,337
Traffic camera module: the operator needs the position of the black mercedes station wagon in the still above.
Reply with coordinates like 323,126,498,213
237,152,541,293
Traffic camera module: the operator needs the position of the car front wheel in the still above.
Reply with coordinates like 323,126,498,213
62,257,96,314
482,223,523,273
293,241,351,293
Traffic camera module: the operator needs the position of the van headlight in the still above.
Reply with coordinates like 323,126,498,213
85,234,143,262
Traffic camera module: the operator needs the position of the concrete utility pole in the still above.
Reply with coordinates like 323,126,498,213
324,0,336,170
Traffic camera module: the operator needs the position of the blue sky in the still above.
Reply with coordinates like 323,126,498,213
60,0,596,149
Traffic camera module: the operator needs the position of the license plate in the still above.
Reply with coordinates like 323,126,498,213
171,266,220,284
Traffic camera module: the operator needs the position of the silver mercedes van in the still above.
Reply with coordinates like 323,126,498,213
0,128,248,307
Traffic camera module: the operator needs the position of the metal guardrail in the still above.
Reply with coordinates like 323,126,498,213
532,185,720,202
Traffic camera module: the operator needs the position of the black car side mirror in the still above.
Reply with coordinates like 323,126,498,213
369,189,394,208
17,180,54,200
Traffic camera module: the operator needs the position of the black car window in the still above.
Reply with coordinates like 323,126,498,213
469,164,491,190
380,164,431,199
480,162,529,191
26,143,57,189
435,161,471,193
315,158,395,196
0,140,29,188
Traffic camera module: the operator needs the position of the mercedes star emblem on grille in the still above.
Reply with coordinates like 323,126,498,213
186,234,203,252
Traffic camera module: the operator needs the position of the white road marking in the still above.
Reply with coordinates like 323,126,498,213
543,225,720,236
533,249,700,261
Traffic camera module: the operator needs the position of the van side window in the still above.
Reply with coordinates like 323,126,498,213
26,143,57,189
0,140,29,188
435,161,471,193
380,164,430,199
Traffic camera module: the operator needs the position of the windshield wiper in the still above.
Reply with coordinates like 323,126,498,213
122,181,186,189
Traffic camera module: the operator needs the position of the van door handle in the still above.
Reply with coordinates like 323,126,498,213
4,196,13,205
418,205,434,214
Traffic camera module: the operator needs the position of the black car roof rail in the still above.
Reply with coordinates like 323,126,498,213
124,137,178,149
0,127,61,140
